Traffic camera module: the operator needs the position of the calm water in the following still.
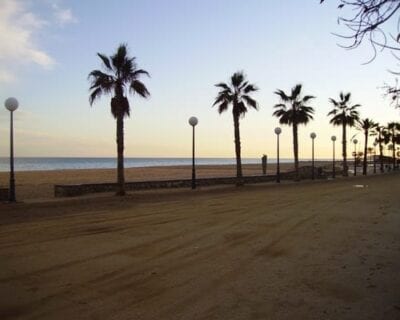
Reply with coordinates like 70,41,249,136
0,157,300,172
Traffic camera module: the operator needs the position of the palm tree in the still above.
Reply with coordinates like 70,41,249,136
328,92,360,177
88,44,150,196
357,118,377,175
375,124,386,173
213,71,259,186
387,122,400,170
273,84,315,180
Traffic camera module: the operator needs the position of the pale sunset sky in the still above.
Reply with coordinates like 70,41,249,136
0,0,398,159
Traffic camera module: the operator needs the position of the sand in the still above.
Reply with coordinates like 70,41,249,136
0,173,399,319
0,162,328,200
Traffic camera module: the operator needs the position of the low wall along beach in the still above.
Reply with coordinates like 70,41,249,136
55,166,329,197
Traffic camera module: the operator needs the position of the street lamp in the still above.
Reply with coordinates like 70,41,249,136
331,135,336,178
373,141,377,174
353,139,358,177
4,97,19,202
310,132,317,180
188,116,198,189
275,127,282,183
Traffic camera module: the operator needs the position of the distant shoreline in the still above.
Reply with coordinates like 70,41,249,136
0,157,332,172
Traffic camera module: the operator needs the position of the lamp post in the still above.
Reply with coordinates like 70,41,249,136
310,132,316,180
373,141,377,174
353,139,358,177
275,127,282,183
4,97,19,202
331,135,336,178
188,116,198,189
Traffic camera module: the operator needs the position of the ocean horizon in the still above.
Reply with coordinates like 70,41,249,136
0,157,331,172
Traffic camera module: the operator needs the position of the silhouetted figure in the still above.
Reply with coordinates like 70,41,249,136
262,155,267,175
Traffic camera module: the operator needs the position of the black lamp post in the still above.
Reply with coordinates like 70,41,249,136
274,127,282,183
331,135,336,178
188,116,198,189
353,139,358,177
373,141,377,174
4,97,19,202
310,132,316,180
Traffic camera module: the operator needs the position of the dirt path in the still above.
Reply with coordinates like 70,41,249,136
0,174,399,319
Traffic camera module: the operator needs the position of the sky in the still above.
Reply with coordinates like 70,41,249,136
0,0,398,159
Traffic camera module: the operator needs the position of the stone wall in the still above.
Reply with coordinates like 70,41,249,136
55,175,276,197
54,165,330,198
0,188,9,201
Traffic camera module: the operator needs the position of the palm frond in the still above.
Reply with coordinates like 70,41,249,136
328,92,360,128
216,100,229,114
97,53,113,71
243,84,258,93
350,104,361,110
299,105,315,115
273,103,287,110
274,89,290,102
329,98,339,107
213,72,258,118
344,92,351,103
89,87,103,105
215,82,231,91
242,95,258,110
213,93,228,106
273,84,314,128
111,43,128,72
329,114,343,126
231,71,245,88
88,44,150,112
235,101,248,116
302,95,315,103
88,70,114,93
130,80,150,98
291,84,302,100
132,69,150,78
327,109,338,116
88,69,112,81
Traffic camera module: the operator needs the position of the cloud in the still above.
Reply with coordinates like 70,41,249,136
52,3,78,26
0,71,16,84
0,0,55,83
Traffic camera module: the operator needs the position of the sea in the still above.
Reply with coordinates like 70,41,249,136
0,157,301,172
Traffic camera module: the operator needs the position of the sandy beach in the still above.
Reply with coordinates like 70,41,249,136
0,162,329,200
0,172,399,319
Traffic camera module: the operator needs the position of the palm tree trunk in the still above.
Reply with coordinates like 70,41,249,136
233,113,243,186
116,113,125,196
293,123,299,181
392,130,396,170
342,123,348,176
379,138,384,173
363,130,368,175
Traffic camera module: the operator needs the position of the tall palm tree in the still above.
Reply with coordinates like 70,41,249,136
387,122,400,170
273,84,315,180
375,124,386,173
357,118,377,175
328,92,360,177
88,44,150,196
213,71,259,186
